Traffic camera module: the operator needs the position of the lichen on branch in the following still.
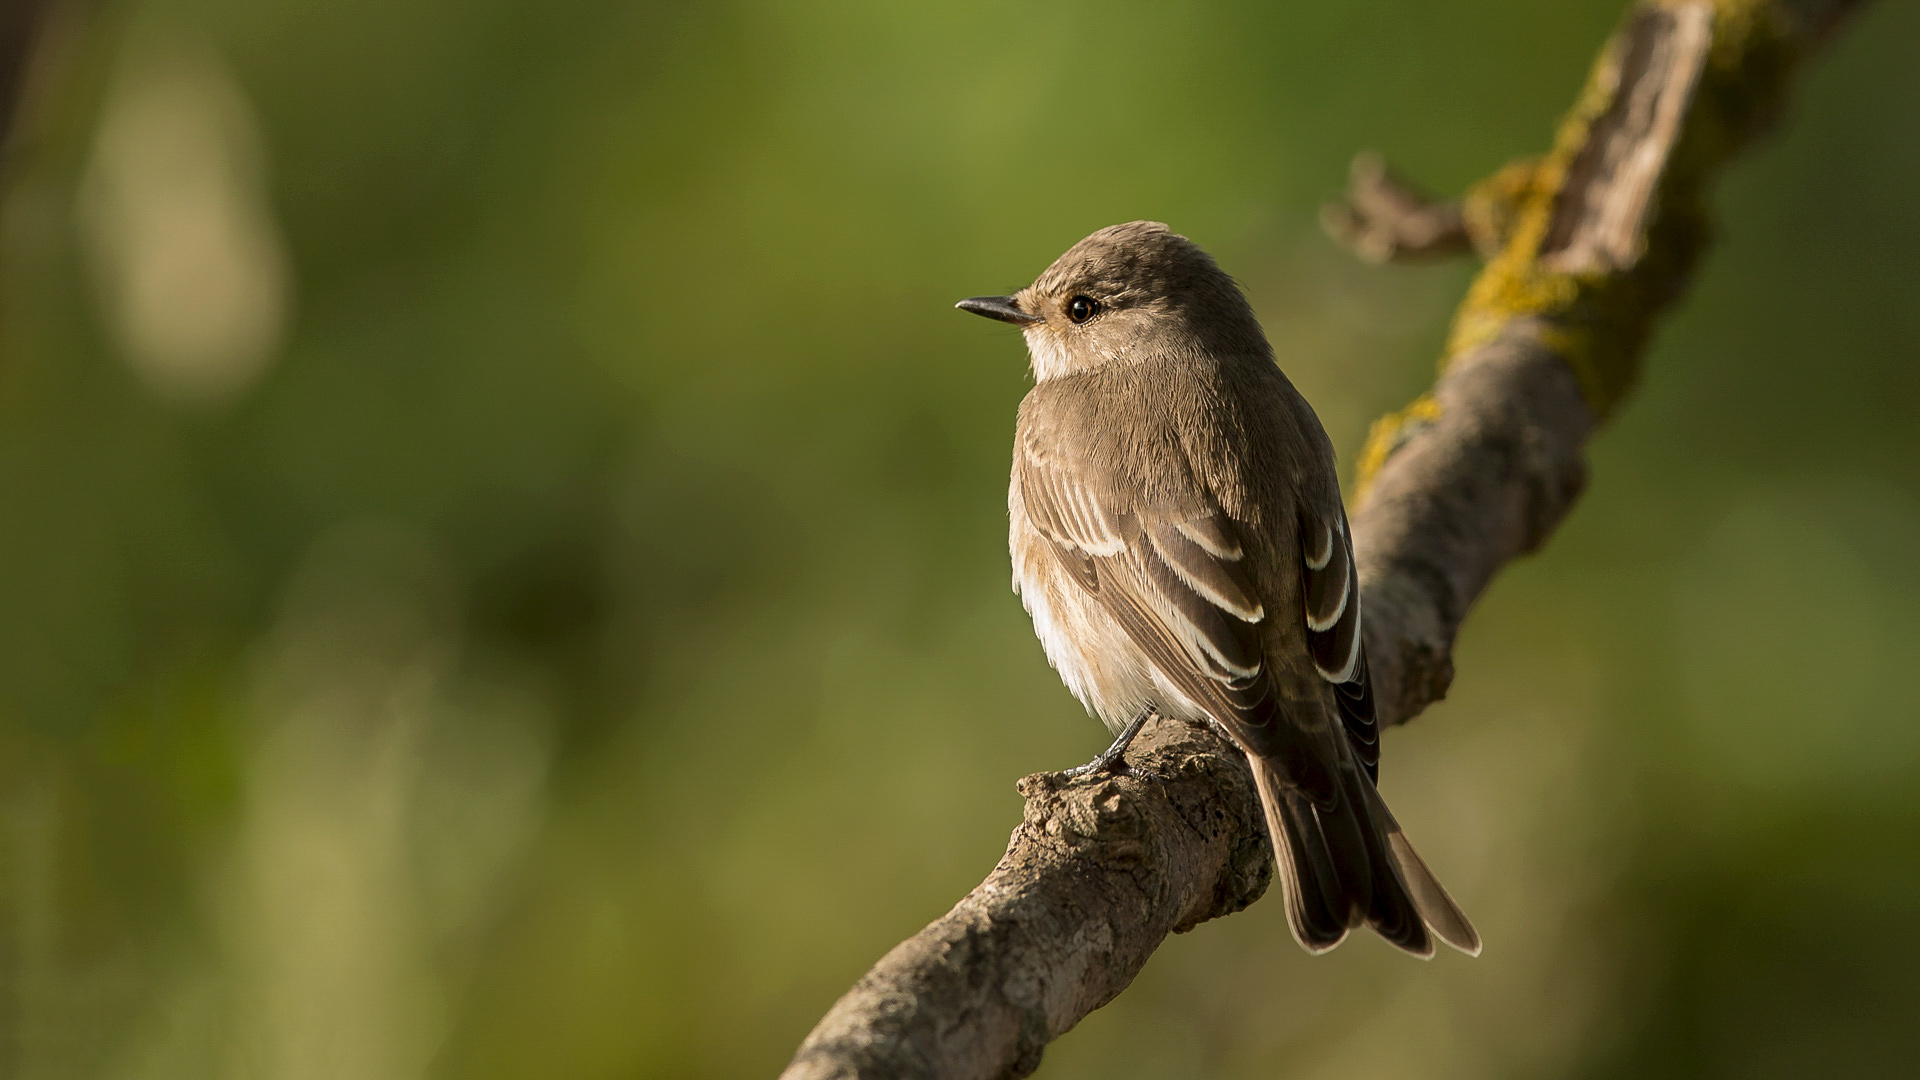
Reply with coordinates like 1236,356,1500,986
1356,0,1846,495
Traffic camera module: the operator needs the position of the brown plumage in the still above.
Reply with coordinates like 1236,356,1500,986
958,221,1478,957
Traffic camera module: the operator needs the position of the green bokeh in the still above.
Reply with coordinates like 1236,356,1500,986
1,1,1917,1077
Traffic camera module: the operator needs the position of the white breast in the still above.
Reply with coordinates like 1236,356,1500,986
1009,477,1205,734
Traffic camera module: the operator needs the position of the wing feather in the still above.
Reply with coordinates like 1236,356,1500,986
1301,511,1379,779
1018,447,1340,805
1303,520,1349,632
1147,523,1264,622
1124,543,1261,680
1174,516,1243,560
1032,466,1126,556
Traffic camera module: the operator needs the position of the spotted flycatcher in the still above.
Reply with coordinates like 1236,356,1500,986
958,221,1478,957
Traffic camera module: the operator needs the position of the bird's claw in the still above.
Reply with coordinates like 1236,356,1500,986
1059,748,1164,783
1056,707,1164,782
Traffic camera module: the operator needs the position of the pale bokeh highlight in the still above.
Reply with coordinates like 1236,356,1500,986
78,31,288,408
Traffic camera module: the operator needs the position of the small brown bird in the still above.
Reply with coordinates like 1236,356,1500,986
957,221,1478,957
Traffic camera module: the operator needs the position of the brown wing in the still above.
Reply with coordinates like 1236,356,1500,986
1017,446,1339,805
1301,510,1379,780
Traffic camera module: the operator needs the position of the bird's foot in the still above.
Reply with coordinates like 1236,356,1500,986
1060,708,1164,781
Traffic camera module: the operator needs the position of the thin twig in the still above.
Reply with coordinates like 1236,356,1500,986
1320,151,1474,264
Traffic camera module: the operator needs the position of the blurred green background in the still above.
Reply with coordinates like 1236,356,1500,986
1,0,1917,1077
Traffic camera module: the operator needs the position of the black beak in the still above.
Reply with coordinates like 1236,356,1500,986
955,295,1043,326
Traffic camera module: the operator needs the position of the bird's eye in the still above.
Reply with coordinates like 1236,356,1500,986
1067,295,1099,324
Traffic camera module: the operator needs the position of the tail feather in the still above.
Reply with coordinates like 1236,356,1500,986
1367,784,1482,956
1252,762,1349,952
1251,753,1474,958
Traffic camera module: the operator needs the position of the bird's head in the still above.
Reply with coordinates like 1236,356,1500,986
957,221,1267,381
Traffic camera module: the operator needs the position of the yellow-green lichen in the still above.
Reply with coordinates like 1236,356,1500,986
1354,394,1442,497
1354,0,1812,488
1460,156,1546,257
1444,7,1789,401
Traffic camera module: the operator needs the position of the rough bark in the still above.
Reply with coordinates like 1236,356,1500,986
782,2,1869,1076
784,720,1270,1080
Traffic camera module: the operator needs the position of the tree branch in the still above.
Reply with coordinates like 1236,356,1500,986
1319,151,1476,263
781,2,1870,1076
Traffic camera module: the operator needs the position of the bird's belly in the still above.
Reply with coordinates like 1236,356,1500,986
1010,518,1209,734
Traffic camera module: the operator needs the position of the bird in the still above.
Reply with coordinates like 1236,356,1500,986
955,221,1478,958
